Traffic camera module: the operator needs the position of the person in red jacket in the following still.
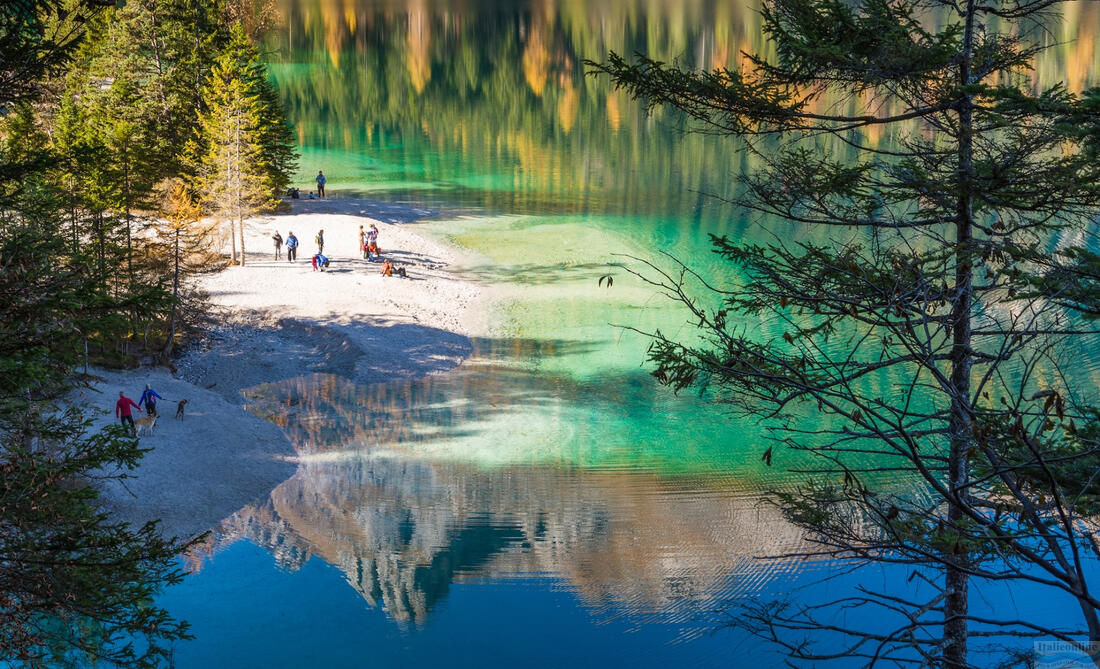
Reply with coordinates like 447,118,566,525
115,391,142,435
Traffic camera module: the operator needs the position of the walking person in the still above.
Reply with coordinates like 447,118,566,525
115,391,142,435
272,231,283,259
316,170,326,198
286,231,298,261
139,384,164,417
315,229,324,255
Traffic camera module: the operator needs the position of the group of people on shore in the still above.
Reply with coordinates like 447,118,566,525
115,385,164,433
268,221,406,277
269,170,407,277
357,223,404,276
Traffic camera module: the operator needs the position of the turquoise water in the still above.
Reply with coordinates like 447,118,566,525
156,1,1100,666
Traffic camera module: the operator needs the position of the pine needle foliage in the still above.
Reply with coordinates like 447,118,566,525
591,0,1100,665
192,23,291,266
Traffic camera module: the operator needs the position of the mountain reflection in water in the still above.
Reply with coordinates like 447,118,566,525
210,456,801,628
161,1,1100,662
196,365,804,629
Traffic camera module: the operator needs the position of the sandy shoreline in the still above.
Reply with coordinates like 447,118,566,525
91,197,493,539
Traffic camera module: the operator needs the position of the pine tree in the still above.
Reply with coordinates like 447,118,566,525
252,70,298,196
0,226,191,668
70,0,228,180
592,0,1100,665
193,23,282,266
1,6,194,662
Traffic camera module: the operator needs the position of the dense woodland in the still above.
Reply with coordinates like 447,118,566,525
0,0,296,664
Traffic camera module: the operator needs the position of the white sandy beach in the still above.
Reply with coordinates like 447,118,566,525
89,197,492,539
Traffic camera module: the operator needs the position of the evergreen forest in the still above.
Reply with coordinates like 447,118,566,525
0,0,296,664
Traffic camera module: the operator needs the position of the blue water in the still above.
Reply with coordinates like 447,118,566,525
152,0,1100,666
165,541,758,668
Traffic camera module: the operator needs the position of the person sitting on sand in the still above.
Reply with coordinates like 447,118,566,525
272,231,283,260
380,259,394,277
312,253,330,271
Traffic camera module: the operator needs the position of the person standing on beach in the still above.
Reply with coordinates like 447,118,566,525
358,225,366,259
365,224,379,261
315,229,324,255
316,170,326,198
286,231,298,261
272,231,283,259
115,391,142,435
139,384,164,417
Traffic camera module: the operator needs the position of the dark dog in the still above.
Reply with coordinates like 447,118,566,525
175,399,188,420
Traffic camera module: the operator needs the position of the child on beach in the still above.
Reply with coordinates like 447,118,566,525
272,231,283,259
315,229,324,255
358,225,366,259
312,253,330,271
366,241,380,261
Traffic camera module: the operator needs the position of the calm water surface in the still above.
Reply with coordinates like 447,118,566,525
159,1,1100,666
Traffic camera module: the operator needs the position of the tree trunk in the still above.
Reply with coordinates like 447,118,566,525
148,7,177,148
124,146,136,339
163,226,180,357
943,1,978,666
1077,598,1100,668
94,211,106,286
226,142,237,263
235,105,246,266
238,214,246,266
68,172,78,256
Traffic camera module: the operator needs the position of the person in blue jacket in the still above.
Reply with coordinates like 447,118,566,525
139,384,164,417
286,231,299,262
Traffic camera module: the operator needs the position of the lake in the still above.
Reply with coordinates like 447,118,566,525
157,1,1100,666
